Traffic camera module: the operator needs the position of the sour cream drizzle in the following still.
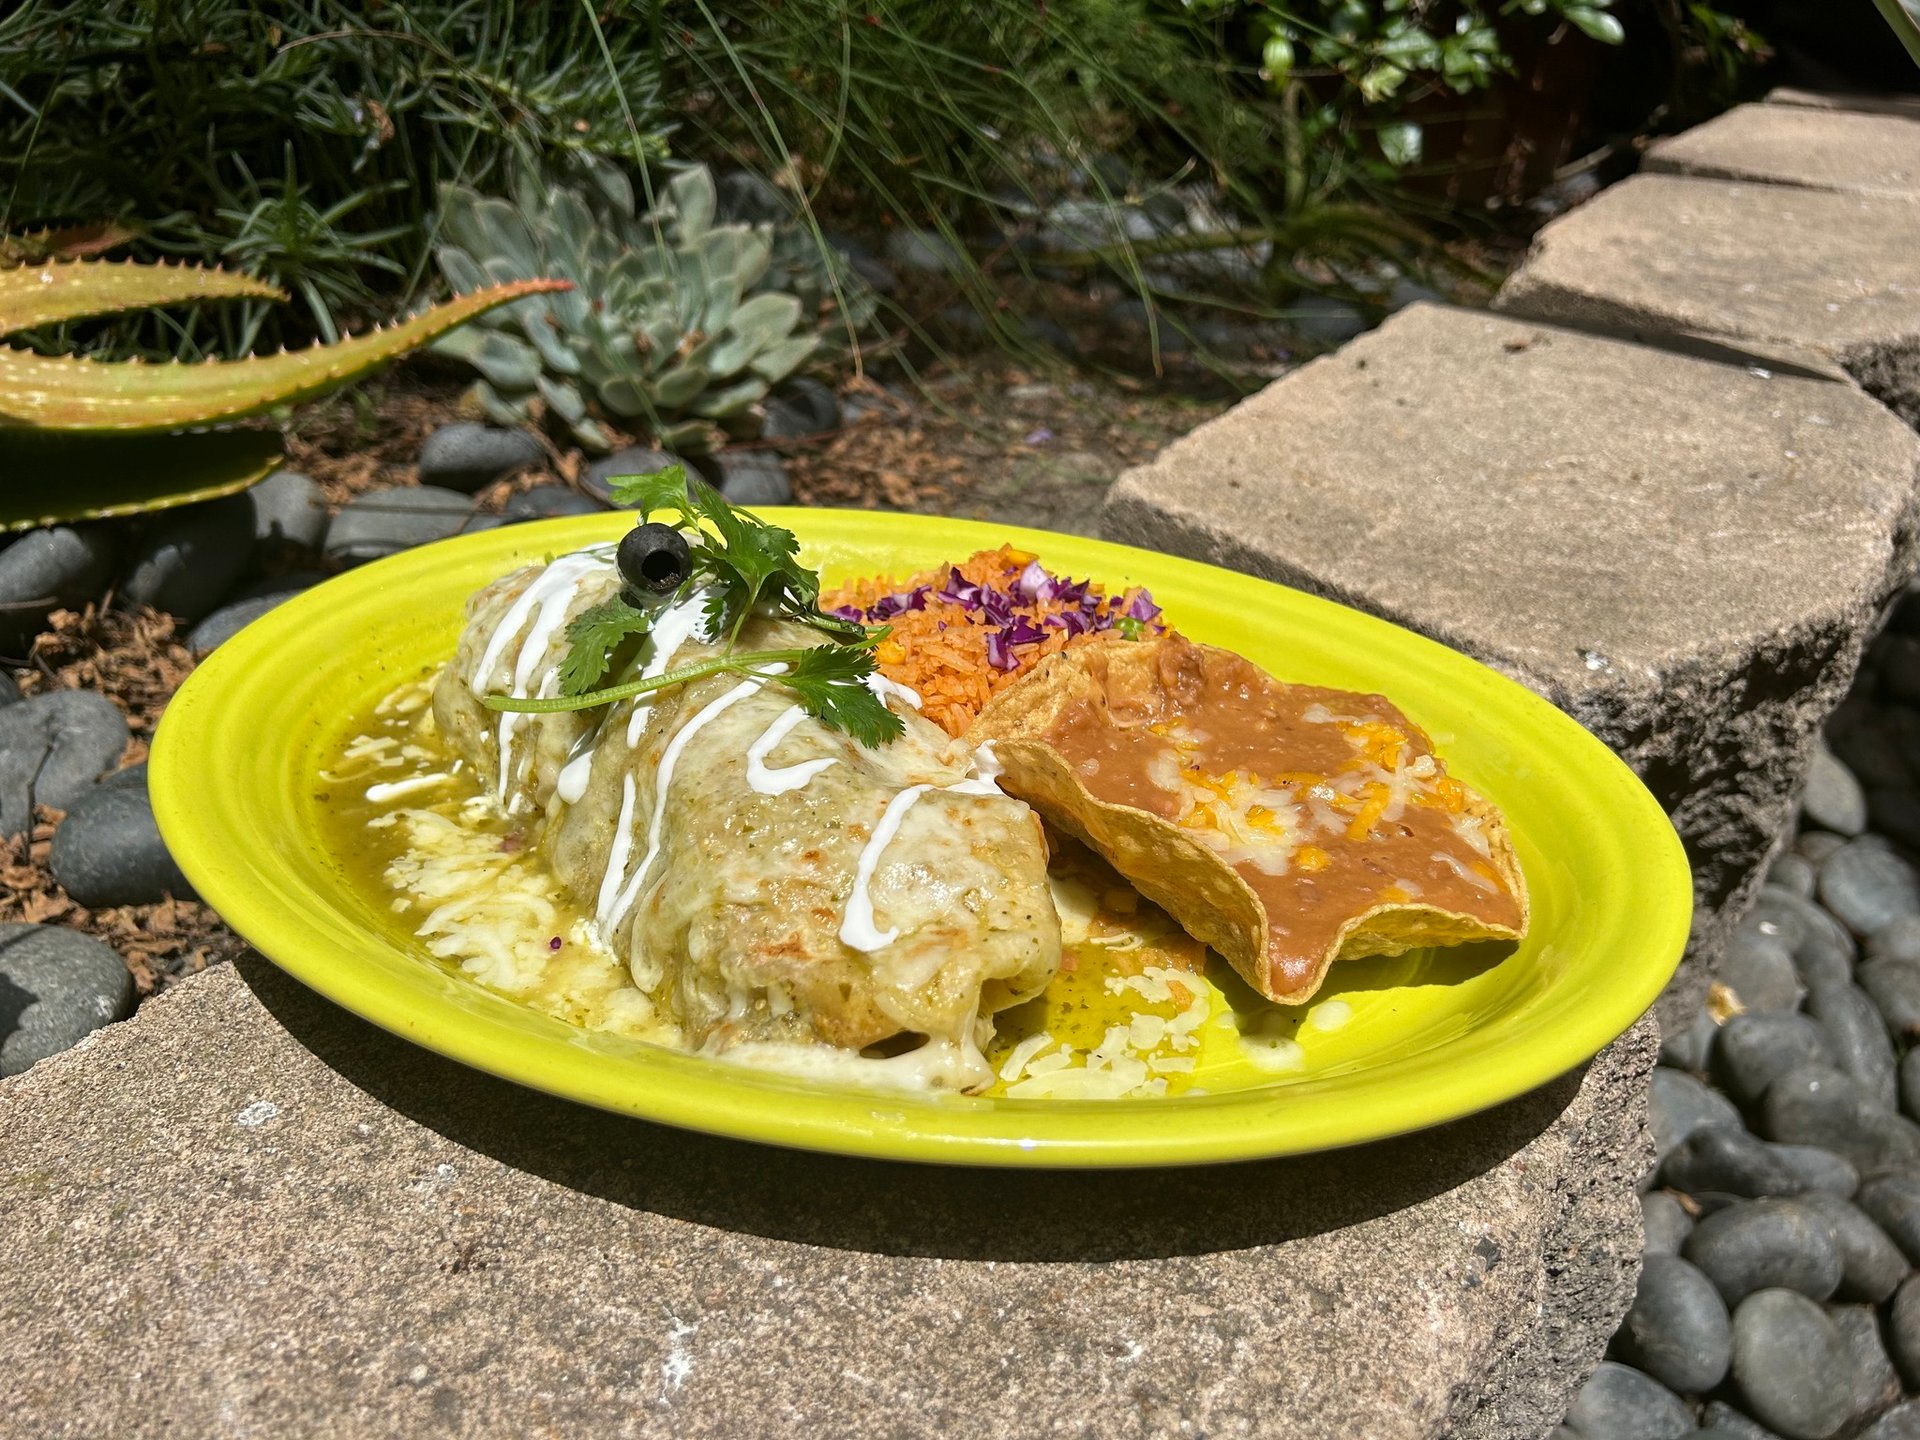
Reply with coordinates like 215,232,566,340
600,667,787,942
555,727,598,805
839,743,1005,953
745,706,836,795
469,548,613,806
865,673,923,710
743,673,923,797
625,590,716,747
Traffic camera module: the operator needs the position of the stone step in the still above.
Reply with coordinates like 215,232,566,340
1494,173,1920,427
1104,303,1920,1028
1646,101,1920,201
1768,86,1920,122
0,954,1655,1439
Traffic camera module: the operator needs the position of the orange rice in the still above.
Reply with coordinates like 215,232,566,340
822,546,1163,738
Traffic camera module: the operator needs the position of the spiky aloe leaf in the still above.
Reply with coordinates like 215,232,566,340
0,259,287,336
0,428,284,532
0,223,140,266
0,280,570,433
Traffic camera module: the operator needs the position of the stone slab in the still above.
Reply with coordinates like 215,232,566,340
0,955,1658,1440
1768,86,1920,123
1494,173,1920,426
1646,102,1920,200
1104,303,1920,1028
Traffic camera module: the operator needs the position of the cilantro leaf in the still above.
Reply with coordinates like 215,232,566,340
555,596,654,696
607,465,694,518
779,645,907,748
516,469,898,743
491,638,904,748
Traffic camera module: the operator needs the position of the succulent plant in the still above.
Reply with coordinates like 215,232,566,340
432,159,855,454
0,254,568,530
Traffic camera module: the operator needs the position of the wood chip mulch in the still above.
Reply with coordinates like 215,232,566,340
16,602,195,758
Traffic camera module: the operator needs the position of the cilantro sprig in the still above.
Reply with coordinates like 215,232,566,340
490,639,906,748
483,466,902,747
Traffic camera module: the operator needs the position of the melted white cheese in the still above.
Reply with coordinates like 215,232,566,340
602,671,780,941
363,773,453,803
839,745,1005,953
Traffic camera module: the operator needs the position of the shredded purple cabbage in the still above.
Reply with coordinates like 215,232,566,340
835,554,1164,676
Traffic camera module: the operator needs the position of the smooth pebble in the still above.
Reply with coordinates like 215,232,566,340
1806,980,1898,1110
416,422,542,493
1643,1191,1695,1256
0,690,129,838
581,446,685,506
501,485,605,522
1802,744,1869,835
119,493,254,621
1796,1193,1906,1301
1683,1198,1843,1306
1764,1064,1920,1173
1562,1361,1692,1440
186,593,293,659
247,470,328,555
1820,838,1920,937
324,487,480,565
1892,1274,1920,1389
1858,1171,1920,1265
1612,1254,1732,1393
1730,1288,1853,1440
1715,1013,1834,1108
1829,1303,1903,1424
48,783,193,907
714,450,792,507
0,922,133,1077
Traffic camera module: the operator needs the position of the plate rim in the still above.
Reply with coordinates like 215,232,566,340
151,508,1691,1167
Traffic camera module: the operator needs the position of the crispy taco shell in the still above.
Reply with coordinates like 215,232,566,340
969,634,1528,1005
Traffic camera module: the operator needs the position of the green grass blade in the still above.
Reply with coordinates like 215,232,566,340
0,258,288,337
0,279,571,432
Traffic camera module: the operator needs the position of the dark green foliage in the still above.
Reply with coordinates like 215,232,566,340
0,1,671,354
663,0,1764,325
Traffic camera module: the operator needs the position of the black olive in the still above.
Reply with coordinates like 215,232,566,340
617,523,691,597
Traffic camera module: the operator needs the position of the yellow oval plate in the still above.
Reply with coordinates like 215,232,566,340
152,510,1688,1167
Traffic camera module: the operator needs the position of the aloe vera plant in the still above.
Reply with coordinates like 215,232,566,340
0,256,567,531
433,160,852,454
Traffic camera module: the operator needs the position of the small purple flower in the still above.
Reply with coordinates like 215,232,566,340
1024,427,1054,446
